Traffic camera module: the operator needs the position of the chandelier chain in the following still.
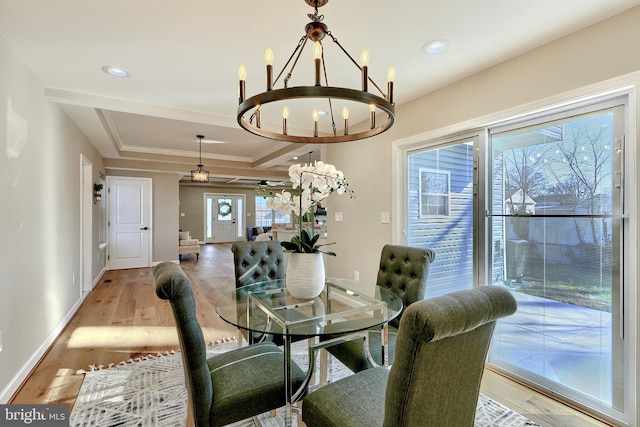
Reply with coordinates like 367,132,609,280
251,35,308,125
308,0,324,22
319,47,337,136
326,31,386,98
277,35,308,88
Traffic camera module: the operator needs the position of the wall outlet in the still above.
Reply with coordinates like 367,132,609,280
354,270,359,281
381,211,390,224
335,212,343,222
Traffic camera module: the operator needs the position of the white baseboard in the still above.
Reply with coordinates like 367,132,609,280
92,267,106,288
0,297,84,403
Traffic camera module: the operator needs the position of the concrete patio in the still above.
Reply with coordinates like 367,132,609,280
490,290,613,404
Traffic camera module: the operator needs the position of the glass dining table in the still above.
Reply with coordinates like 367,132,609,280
215,277,403,426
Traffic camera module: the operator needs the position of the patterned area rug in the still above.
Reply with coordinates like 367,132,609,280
70,338,539,426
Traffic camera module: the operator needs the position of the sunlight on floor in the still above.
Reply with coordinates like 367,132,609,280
67,326,179,348
67,326,231,348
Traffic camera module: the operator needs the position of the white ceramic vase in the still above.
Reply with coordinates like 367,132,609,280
286,252,326,299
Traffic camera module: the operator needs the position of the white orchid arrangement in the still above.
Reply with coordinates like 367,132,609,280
264,161,354,255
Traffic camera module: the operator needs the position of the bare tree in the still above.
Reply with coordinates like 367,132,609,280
552,116,613,243
503,145,549,211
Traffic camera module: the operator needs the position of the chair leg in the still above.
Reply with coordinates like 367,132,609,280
185,397,195,427
295,402,303,426
319,348,330,386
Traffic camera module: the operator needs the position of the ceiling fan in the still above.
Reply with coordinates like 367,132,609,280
259,180,288,187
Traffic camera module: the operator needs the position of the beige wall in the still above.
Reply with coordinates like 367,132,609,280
179,184,261,241
326,6,640,284
107,170,181,262
0,35,104,400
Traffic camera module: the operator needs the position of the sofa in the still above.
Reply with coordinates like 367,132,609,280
247,226,272,241
178,231,200,261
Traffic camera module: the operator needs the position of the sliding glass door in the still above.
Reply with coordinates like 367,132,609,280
487,99,626,420
406,137,478,297
402,96,630,423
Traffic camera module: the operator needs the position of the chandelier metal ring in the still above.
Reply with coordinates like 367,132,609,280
237,86,394,143
236,0,396,144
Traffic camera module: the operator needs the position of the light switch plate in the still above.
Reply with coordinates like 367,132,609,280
335,212,343,222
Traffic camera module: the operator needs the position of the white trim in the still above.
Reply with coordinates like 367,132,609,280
80,154,93,294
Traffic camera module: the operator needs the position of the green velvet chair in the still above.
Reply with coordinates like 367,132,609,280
323,244,435,375
154,261,307,427
302,286,518,427
231,240,312,347
231,240,285,288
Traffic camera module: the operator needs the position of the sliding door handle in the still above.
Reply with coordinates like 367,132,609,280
140,226,149,230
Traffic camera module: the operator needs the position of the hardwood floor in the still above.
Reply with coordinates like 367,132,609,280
10,243,612,426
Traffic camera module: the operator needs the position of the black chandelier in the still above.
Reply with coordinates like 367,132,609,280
191,135,210,183
237,0,395,144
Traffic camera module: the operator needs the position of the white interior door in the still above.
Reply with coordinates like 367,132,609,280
108,177,152,269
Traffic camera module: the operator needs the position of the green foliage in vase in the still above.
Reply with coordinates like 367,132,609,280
280,228,337,256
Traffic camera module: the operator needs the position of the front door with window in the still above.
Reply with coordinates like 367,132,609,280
204,194,245,243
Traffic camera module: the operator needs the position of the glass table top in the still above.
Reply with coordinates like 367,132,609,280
215,278,403,338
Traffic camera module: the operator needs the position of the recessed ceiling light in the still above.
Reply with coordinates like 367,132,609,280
201,138,225,144
316,111,327,117
101,65,131,78
421,40,448,55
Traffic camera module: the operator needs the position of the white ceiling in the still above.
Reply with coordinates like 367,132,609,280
1,0,639,185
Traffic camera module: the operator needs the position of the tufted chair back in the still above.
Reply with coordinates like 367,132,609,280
231,240,285,288
376,244,435,329
154,262,213,426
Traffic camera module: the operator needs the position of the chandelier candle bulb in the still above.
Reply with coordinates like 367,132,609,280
238,64,247,103
256,108,261,128
313,109,319,137
361,50,370,91
342,107,349,135
387,66,395,104
313,42,322,86
265,49,274,91
283,107,289,135
370,104,376,129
